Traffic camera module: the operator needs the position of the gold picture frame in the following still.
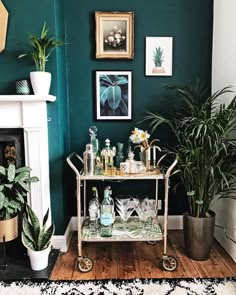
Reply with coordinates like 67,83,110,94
95,11,134,59
0,1,9,53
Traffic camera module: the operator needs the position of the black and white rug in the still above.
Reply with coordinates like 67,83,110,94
0,277,235,294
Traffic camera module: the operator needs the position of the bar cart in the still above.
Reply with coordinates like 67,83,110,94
67,152,178,272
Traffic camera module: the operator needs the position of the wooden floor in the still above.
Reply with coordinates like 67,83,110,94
50,231,236,280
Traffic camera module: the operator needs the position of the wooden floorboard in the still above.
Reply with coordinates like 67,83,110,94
50,230,236,280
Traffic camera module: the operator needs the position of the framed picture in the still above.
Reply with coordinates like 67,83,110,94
95,12,134,59
145,37,173,76
96,71,132,120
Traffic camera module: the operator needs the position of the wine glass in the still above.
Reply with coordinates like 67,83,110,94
134,197,150,232
115,195,135,230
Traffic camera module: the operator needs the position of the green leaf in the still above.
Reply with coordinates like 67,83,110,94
14,171,30,182
26,205,40,242
40,224,55,250
7,164,15,182
0,192,5,209
0,185,4,192
22,216,36,244
43,208,49,227
28,176,39,183
15,167,32,173
21,232,36,250
18,181,30,193
4,184,13,189
0,166,6,175
115,76,128,85
107,86,121,111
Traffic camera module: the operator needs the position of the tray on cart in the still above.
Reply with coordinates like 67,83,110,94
81,217,163,242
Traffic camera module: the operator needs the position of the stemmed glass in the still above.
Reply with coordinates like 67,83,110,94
115,195,135,230
134,197,150,232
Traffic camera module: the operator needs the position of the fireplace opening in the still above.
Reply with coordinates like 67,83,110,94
0,128,25,168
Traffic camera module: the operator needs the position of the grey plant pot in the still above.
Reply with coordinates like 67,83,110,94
183,210,215,261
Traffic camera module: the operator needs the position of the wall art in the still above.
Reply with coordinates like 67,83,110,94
0,1,9,53
145,37,173,76
96,71,132,120
95,12,134,59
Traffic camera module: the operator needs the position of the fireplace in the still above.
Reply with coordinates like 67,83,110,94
0,128,25,168
0,95,56,223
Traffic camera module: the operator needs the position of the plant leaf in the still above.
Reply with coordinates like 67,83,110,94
107,86,121,111
7,164,15,182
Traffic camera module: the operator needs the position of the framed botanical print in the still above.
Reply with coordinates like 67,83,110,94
145,37,173,76
95,12,134,59
96,71,132,120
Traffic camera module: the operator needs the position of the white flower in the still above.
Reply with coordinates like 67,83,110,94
108,36,114,42
104,39,108,43
109,31,114,36
117,29,122,34
122,35,126,40
129,128,150,146
114,33,121,39
113,25,118,30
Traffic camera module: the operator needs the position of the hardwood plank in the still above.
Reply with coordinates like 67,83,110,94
50,235,77,280
135,241,164,278
50,231,236,280
93,242,118,279
117,242,140,279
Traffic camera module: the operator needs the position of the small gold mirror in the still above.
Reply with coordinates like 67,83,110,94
0,1,8,53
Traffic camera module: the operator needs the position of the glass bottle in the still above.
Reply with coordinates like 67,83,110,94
108,185,115,223
100,187,113,237
100,139,116,175
89,126,100,157
115,142,124,168
88,187,100,236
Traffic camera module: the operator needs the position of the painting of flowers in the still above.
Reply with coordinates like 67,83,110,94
95,12,134,59
145,37,173,76
96,71,132,120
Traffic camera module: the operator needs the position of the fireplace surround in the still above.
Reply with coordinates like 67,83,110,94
0,94,55,223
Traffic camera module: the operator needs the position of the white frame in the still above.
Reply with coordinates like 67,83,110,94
145,37,173,76
96,71,132,120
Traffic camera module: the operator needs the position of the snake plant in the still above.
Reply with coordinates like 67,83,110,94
18,22,64,72
0,164,39,220
22,204,55,251
143,79,236,217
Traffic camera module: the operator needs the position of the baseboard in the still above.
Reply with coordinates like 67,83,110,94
51,218,74,252
214,227,236,262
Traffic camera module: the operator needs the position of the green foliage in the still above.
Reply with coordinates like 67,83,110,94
143,79,236,217
153,47,164,67
18,22,64,72
0,164,39,220
21,204,55,251
99,75,129,116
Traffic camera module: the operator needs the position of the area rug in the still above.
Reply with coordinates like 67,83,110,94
0,277,235,295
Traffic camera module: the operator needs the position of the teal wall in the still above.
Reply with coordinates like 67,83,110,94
0,0,213,233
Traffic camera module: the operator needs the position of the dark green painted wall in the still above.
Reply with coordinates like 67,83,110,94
0,0,213,233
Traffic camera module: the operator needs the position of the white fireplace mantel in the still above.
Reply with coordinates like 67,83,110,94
0,94,56,223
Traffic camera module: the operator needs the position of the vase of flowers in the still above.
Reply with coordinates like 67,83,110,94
129,128,161,171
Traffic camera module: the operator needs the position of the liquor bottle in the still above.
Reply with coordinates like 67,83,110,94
92,186,100,223
100,187,113,237
88,187,100,236
100,139,116,175
108,185,115,223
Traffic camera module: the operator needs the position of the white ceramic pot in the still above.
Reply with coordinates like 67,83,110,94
30,71,51,95
28,246,51,271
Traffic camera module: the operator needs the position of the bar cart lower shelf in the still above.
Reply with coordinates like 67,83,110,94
67,152,178,273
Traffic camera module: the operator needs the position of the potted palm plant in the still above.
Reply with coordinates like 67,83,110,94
21,204,55,271
0,164,39,243
18,22,64,95
143,80,236,260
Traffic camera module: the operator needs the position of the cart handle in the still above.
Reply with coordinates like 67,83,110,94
67,152,84,178
165,158,178,179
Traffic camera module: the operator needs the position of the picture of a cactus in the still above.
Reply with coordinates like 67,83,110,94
153,46,164,67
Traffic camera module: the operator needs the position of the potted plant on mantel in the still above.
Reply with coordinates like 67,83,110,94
18,22,64,95
21,204,55,271
143,80,236,261
0,164,39,260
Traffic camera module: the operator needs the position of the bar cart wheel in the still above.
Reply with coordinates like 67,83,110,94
77,256,94,272
161,255,178,271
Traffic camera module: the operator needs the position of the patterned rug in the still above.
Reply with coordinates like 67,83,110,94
0,277,235,294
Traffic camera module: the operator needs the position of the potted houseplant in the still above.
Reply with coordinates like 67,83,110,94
18,22,64,95
0,164,39,244
21,204,55,271
143,79,236,260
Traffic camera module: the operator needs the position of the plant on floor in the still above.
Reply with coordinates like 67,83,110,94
18,22,64,72
0,164,39,220
21,204,55,251
143,80,236,218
